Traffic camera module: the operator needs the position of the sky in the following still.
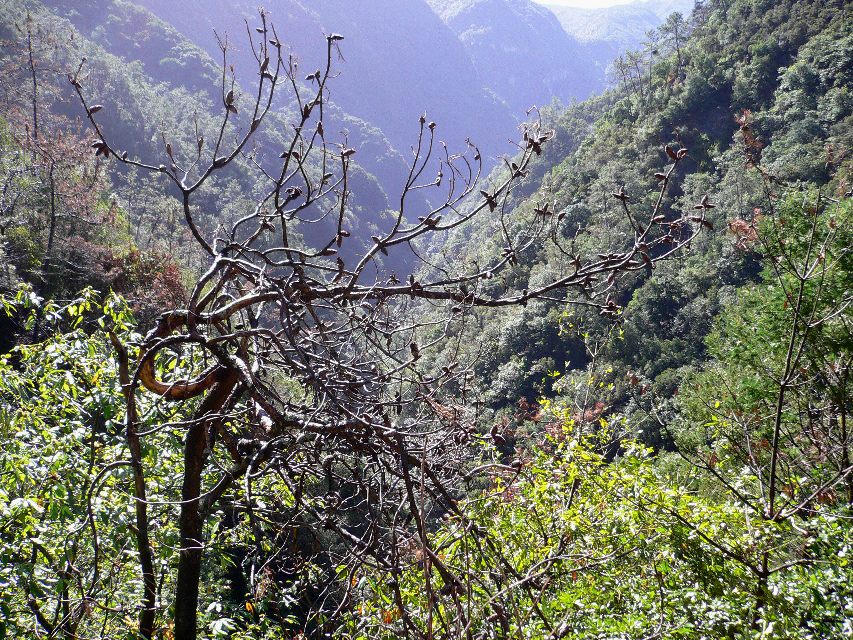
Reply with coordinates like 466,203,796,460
534,0,639,7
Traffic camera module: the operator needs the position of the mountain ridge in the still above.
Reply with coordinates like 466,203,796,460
426,0,601,114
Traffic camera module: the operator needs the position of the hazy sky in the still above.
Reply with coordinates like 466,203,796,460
534,0,638,7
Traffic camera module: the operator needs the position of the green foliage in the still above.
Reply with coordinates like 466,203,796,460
0,290,146,637
677,190,853,513
0,291,254,637
419,0,851,445
350,437,853,639
0,1,850,637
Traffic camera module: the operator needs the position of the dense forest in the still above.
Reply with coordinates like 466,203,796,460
0,0,851,638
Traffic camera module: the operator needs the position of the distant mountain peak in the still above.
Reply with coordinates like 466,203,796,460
426,0,601,115
544,0,694,45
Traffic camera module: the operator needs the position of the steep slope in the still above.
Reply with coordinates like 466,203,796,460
40,0,428,210
426,0,600,113
420,0,851,439
4,0,423,274
135,0,519,164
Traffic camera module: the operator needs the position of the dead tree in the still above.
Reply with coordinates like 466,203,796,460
69,10,710,639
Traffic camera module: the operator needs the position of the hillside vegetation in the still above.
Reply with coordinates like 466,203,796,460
0,0,851,638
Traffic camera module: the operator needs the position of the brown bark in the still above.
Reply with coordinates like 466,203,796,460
173,370,239,640
110,333,157,639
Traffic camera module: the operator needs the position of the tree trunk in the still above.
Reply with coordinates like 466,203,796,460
32,161,56,342
111,333,158,639
173,371,238,640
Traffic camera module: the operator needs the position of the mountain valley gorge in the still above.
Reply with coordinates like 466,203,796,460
0,0,851,638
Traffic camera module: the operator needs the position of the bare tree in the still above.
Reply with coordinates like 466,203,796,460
65,10,710,639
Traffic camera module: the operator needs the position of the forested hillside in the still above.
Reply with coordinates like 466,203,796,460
0,0,851,639
0,0,439,302
426,0,851,440
43,0,434,214
134,0,519,163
